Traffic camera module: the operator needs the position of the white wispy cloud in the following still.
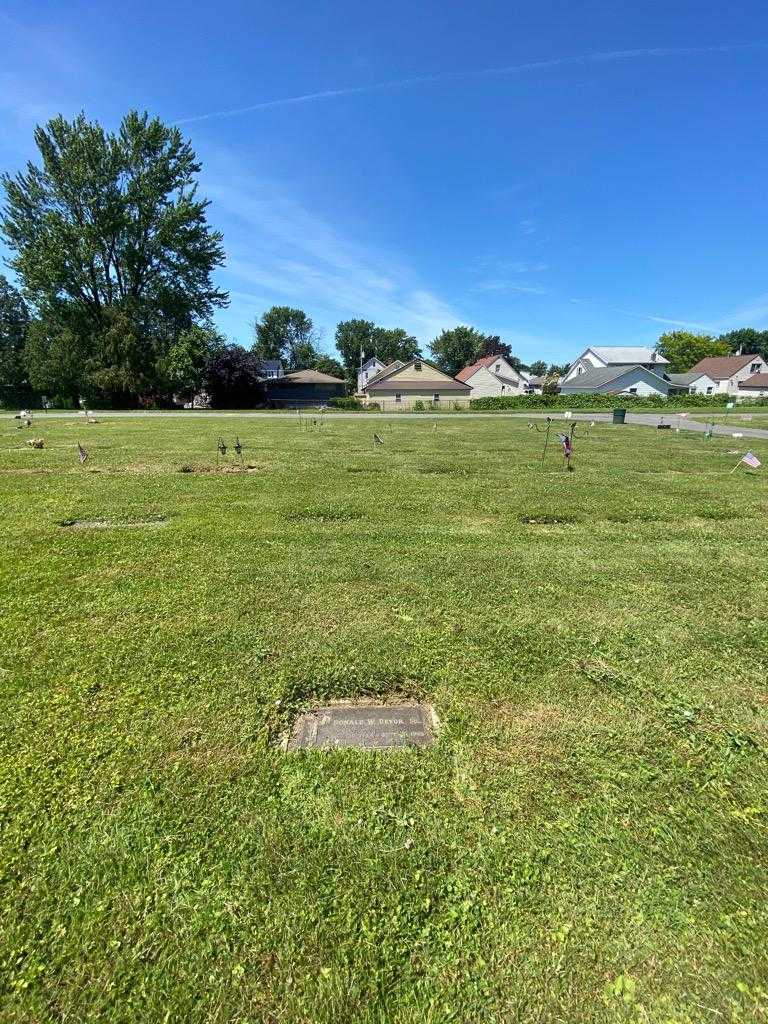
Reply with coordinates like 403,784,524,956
473,280,548,295
204,166,468,344
175,43,767,124
569,293,768,332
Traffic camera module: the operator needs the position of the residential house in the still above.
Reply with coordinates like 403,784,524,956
737,373,768,399
559,364,669,397
359,357,472,409
265,369,346,408
688,354,768,395
455,355,527,397
562,346,669,384
525,375,546,395
357,356,389,395
666,371,717,396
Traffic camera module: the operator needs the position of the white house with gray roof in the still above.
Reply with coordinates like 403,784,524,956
562,346,669,385
666,371,717,395
559,364,669,397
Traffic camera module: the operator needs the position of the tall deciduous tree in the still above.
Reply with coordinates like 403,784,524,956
254,306,317,370
335,319,420,376
1,111,227,403
528,360,547,376
655,331,728,372
477,335,527,371
717,327,768,362
203,343,264,408
429,325,488,376
0,275,31,406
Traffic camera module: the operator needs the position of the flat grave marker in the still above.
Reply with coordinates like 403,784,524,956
286,702,436,751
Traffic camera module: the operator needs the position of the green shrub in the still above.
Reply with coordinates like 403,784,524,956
469,393,768,412
412,400,426,411
328,396,363,410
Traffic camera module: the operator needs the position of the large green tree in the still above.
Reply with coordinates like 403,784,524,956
1,110,227,403
655,331,729,373
717,327,768,362
158,324,223,405
335,319,420,376
254,306,318,370
429,325,489,376
0,275,31,407
528,359,547,376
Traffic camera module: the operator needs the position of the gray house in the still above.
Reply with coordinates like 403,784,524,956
265,369,346,408
559,364,669,397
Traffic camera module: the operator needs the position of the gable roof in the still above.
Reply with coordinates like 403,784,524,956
456,355,522,382
739,373,768,389
365,359,405,386
277,369,346,384
689,354,760,379
667,371,714,386
364,357,471,391
561,364,668,390
361,356,386,370
587,346,669,365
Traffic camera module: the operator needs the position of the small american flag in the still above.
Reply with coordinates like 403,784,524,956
742,451,761,469
77,442,89,464
373,433,384,446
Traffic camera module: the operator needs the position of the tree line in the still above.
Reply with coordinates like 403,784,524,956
1,110,766,408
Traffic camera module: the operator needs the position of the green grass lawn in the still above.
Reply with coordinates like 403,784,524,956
2,415,767,1023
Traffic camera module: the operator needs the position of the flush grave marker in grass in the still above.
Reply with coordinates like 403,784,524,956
286,702,436,751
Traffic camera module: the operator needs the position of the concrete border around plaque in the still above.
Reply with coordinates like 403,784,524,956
283,701,438,751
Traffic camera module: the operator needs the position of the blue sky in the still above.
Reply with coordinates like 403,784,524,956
1,2,767,365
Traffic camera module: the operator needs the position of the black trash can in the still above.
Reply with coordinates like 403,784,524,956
612,408,627,425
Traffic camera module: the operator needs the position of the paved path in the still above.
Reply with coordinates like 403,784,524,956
11,408,768,440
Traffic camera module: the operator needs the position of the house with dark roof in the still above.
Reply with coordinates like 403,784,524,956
688,354,768,395
359,357,472,409
737,373,768,399
265,369,346,408
559,364,669,397
456,355,527,397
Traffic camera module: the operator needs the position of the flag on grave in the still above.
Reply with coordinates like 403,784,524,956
742,451,761,469
373,433,384,446
77,442,89,464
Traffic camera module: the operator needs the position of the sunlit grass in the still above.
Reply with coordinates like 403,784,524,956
1,414,767,1022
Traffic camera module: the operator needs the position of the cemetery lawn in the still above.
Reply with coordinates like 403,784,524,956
2,414,768,1024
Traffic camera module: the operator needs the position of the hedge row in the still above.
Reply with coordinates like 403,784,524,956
469,393,768,411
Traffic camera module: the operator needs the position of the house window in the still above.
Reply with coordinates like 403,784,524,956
751,363,761,373
414,360,422,371
628,387,638,395
495,363,501,373
706,386,713,395
433,393,440,403
395,393,402,403
577,365,584,374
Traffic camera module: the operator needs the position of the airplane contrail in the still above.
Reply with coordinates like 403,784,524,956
175,43,766,125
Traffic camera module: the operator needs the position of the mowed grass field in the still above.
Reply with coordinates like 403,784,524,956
2,413,768,1024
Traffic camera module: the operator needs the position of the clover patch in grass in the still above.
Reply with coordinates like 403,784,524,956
285,506,363,523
